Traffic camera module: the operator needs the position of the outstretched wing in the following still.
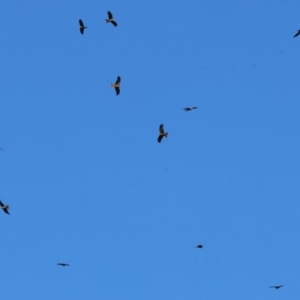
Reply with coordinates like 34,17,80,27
115,76,121,85
0,200,4,207
107,11,113,19
115,87,120,95
192,107,197,110
157,135,163,143
294,31,300,38
3,207,9,215
79,19,85,34
111,21,118,27
159,124,164,134
183,108,191,111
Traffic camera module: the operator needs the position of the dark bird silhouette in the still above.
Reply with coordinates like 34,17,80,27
106,11,117,27
0,200,9,215
157,124,168,143
269,285,284,289
57,263,69,267
195,245,203,248
79,19,87,34
184,107,197,111
111,76,121,95
294,30,300,38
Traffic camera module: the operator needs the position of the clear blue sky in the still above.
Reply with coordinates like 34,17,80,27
1,0,300,299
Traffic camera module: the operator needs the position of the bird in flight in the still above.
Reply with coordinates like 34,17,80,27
111,76,121,95
106,11,117,27
294,30,300,38
57,263,69,267
183,107,197,111
195,245,203,248
0,200,9,215
79,19,87,34
157,124,168,143
269,285,284,289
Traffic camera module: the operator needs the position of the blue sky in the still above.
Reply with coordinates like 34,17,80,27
1,0,300,299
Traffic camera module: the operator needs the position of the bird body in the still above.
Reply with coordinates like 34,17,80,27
106,11,117,26
79,19,87,34
183,107,197,111
294,30,300,38
111,76,121,95
158,124,168,143
0,200,9,215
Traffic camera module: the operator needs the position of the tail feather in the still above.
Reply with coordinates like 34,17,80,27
165,132,168,138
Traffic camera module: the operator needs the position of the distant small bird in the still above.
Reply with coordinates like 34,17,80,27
269,285,284,289
183,107,197,111
157,124,168,143
57,263,69,267
79,19,87,34
106,11,117,27
195,245,203,248
0,200,9,215
111,76,121,95
294,30,300,38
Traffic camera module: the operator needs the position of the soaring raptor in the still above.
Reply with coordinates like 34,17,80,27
157,124,168,143
269,285,284,289
57,263,69,267
111,76,121,95
79,19,87,34
0,200,9,215
106,11,117,27
183,107,197,111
